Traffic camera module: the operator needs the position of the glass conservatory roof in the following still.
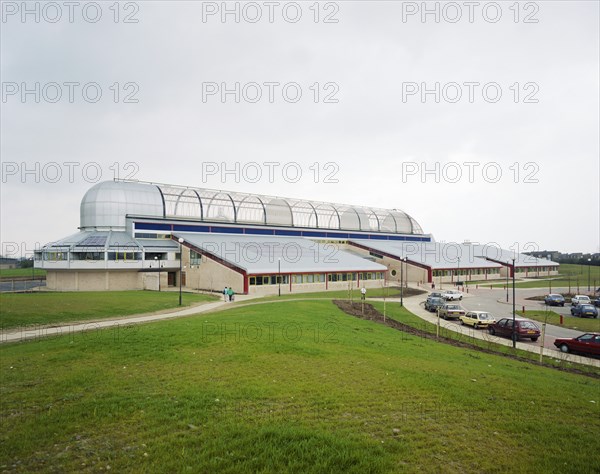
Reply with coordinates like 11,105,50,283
80,180,425,234
155,182,424,234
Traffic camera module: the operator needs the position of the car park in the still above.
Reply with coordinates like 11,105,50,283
570,304,598,318
544,294,565,306
424,297,445,313
571,295,591,306
438,303,465,320
460,311,496,329
487,318,540,342
441,290,463,301
553,333,600,357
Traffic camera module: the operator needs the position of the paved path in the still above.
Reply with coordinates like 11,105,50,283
0,293,261,344
373,286,599,368
2,289,598,368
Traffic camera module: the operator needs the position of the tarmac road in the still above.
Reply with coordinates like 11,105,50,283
425,285,596,351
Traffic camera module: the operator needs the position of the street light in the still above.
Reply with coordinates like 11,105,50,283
155,256,161,291
30,256,35,290
512,257,516,349
278,258,281,297
588,258,591,292
178,238,184,306
506,261,509,303
400,257,404,307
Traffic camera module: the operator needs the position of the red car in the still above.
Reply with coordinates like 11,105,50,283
487,318,540,342
553,333,600,357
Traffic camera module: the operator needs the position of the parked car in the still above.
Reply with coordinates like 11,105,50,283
441,290,463,301
591,298,600,308
544,294,565,307
570,304,598,318
438,303,465,320
553,333,600,357
429,292,443,299
424,297,445,313
487,318,540,342
571,295,591,306
460,311,496,329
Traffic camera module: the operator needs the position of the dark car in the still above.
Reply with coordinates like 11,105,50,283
570,304,598,318
592,299,600,308
424,297,445,312
488,318,540,342
553,333,600,357
544,294,565,307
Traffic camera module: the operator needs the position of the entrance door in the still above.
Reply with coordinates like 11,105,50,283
168,272,176,287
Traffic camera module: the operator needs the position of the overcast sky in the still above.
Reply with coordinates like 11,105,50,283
1,1,599,258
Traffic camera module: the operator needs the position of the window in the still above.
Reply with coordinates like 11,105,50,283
190,250,202,266
108,252,140,261
249,277,256,285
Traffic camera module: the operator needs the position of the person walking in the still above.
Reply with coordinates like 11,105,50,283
223,286,228,302
227,287,234,302
360,286,367,300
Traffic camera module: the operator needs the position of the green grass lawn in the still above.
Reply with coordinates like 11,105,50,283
0,268,46,278
1,300,598,473
0,291,217,329
516,310,600,333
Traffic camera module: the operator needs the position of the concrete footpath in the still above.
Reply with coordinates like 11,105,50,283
2,290,599,369
0,293,260,345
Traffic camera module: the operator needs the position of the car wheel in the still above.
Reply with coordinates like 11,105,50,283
460,320,464,325
560,344,569,353
488,327,495,335
474,324,479,330
531,337,538,342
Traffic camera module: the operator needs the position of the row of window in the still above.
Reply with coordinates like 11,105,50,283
519,267,555,272
432,268,497,277
249,272,385,286
38,251,178,262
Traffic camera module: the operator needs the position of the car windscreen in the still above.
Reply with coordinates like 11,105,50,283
579,305,595,311
478,313,491,320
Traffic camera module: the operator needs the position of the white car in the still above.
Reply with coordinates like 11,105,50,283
442,290,463,301
571,295,591,306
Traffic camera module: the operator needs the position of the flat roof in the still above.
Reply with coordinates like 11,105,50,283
349,240,503,270
467,244,558,267
175,233,387,274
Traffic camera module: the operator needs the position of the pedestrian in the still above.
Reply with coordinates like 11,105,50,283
432,282,435,289
223,286,228,302
228,286,234,302
360,286,366,300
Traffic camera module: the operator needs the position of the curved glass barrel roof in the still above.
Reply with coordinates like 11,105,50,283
81,180,424,234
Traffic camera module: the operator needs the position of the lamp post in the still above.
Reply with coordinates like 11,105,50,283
588,258,591,292
400,258,404,307
506,261,509,303
155,256,161,292
512,257,516,349
278,258,281,297
178,238,184,306
30,256,35,290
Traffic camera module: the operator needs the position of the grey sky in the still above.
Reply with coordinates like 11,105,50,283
1,1,598,258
